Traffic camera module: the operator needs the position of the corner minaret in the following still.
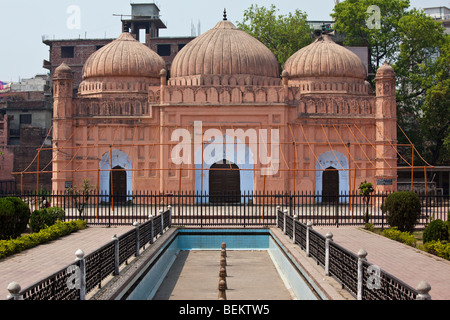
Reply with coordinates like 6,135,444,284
52,63,74,192
375,61,397,192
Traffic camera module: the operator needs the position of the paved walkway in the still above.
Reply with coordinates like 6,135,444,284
1,224,449,300
0,225,134,300
313,226,450,300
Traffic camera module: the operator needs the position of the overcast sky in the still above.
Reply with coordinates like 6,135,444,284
0,0,448,82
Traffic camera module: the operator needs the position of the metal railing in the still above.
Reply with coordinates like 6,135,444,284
276,208,432,300
6,207,172,300
3,190,448,227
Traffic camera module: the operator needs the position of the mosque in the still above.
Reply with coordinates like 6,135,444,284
51,12,398,201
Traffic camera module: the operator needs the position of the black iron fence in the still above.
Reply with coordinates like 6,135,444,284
1,190,449,227
277,209,431,300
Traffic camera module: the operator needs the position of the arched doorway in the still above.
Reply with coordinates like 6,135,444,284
322,166,339,202
209,160,240,203
99,149,132,202
110,165,127,202
316,151,349,203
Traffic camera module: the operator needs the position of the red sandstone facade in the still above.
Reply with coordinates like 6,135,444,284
51,18,397,199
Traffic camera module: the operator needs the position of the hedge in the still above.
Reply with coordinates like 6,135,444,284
0,197,31,240
424,240,450,260
381,227,417,247
29,207,66,233
381,191,421,233
0,220,87,259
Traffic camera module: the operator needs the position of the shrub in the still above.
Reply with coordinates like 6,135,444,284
423,219,449,243
0,197,31,240
381,191,421,233
29,207,65,233
0,220,87,259
382,227,417,247
424,240,450,260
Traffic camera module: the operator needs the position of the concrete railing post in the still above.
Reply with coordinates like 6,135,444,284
416,281,432,300
357,249,368,300
149,214,154,244
7,282,22,300
133,222,140,257
168,205,172,228
292,214,298,244
283,209,288,234
112,234,119,276
306,221,313,257
75,249,86,300
276,206,281,228
325,232,333,276
159,209,164,235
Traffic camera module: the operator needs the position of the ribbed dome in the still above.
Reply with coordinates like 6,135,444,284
170,19,280,80
284,35,367,80
375,61,395,79
82,32,165,80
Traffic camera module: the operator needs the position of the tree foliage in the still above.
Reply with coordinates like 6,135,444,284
332,0,449,165
236,4,313,71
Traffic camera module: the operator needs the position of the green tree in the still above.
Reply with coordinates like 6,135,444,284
331,0,411,74
66,179,94,220
419,78,450,165
332,0,449,165
236,4,313,71
358,180,374,224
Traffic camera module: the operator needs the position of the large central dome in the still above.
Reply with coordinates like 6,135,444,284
169,18,280,85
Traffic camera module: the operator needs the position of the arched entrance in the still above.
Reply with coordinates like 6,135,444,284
111,165,127,202
209,160,240,203
322,166,339,202
99,149,132,202
316,150,349,203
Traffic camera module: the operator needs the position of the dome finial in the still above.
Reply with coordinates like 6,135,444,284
223,8,227,21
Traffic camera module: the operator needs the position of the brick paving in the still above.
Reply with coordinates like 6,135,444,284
0,225,134,300
1,224,449,300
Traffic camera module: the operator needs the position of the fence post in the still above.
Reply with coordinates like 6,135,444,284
7,282,22,300
357,248,367,300
133,222,140,257
276,206,281,228
149,214,154,244
325,232,333,276
159,209,164,234
112,234,119,275
283,209,288,234
292,214,298,244
168,205,172,228
416,280,432,300
75,249,86,300
306,221,312,257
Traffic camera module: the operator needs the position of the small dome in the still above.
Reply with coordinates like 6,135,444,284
82,32,165,80
375,61,395,79
54,62,73,79
170,19,280,84
284,34,367,81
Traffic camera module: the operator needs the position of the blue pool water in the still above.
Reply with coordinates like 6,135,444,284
122,229,323,300
177,229,270,250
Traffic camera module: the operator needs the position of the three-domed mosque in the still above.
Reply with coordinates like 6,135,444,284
51,13,397,200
